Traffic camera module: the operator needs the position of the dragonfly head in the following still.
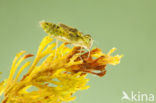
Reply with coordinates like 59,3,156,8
83,34,93,50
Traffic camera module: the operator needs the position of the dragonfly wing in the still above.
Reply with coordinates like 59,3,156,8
59,23,83,37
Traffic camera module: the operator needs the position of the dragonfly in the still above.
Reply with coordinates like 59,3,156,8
40,21,93,59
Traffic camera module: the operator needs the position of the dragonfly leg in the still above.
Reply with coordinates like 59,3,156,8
87,49,90,60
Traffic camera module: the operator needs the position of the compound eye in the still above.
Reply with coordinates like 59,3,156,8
84,34,91,38
85,34,92,40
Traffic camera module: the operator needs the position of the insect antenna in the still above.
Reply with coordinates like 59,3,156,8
79,46,84,61
86,49,90,60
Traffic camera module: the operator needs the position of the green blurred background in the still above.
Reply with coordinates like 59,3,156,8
0,0,156,103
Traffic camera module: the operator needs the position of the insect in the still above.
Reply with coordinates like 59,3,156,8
40,21,93,51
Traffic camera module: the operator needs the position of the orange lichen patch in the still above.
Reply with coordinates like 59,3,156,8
0,36,122,103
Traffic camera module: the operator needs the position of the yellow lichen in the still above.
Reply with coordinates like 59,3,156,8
0,36,122,103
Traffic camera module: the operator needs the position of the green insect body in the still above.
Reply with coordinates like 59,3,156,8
40,21,93,50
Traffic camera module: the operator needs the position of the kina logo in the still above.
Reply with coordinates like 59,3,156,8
121,91,155,102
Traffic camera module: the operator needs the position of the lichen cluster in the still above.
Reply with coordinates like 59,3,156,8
0,36,122,103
